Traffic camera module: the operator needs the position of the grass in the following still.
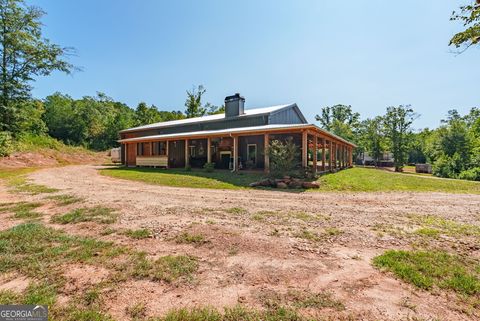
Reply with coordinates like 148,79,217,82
51,206,117,224
409,214,480,238
373,250,480,295
123,228,151,239
175,232,207,245
318,167,480,194
0,223,125,280
155,305,308,321
0,167,58,195
46,194,83,206
0,201,43,219
226,207,247,215
99,167,264,190
101,166,480,194
131,252,198,283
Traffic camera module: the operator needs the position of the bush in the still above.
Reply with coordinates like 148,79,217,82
185,165,192,171
203,162,215,172
267,137,300,178
0,131,14,157
458,167,480,181
432,153,464,178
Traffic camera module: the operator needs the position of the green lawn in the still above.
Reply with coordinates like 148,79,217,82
99,166,480,194
99,167,264,190
317,167,480,194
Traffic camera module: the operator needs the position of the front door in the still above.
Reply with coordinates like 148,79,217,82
168,140,185,168
126,143,136,167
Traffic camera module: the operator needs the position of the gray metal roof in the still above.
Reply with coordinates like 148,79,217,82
120,104,297,133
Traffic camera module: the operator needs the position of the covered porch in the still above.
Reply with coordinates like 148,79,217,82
120,124,355,174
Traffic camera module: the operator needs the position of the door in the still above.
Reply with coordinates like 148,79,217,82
126,143,137,166
168,140,185,168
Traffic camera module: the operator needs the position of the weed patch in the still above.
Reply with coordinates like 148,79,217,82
52,207,117,224
131,253,198,283
123,228,151,239
373,250,480,295
410,214,480,238
0,202,42,219
175,232,207,245
226,207,247,215
155,305,306,321
46,194,83,206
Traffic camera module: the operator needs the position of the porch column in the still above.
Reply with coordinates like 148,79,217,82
302,130,308,168
321,138,326,172
207,137,212,164
329,141,334,172
165,141,169,168
340,145,343,168
349,147,353,166
312,135,318,174
233,136,238,172
185,139,189,168
264,133,270,173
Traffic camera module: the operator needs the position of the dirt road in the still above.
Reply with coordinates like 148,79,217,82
12,165,480,319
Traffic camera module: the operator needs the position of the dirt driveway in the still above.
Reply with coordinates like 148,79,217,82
11,165,480,319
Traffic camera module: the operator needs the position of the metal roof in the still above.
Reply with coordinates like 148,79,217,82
120,104,295,133
118,123,357,147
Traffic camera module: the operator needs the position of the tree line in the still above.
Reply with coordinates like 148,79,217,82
316,104,480,180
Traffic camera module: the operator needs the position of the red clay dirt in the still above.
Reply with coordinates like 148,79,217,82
1,165,479,320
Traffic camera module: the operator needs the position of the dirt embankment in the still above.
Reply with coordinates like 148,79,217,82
0,149,109,168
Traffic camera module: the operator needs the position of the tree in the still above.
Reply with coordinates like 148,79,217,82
358,117,385,167
315,104,360,141
0,0,74,132
135,102,162,126
184,85,207,118
205,102,225,115
407,128,432,164
449,0,480,51
383,105,417,172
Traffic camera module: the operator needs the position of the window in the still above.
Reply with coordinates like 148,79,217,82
247,144,257,165
189,146,197,157
159,142,167,155
152,142,167,155
136,143,143,156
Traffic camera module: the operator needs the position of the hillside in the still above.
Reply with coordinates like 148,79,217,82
0,134,108,168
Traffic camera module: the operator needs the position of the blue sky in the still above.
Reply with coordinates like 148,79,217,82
33,0,479,129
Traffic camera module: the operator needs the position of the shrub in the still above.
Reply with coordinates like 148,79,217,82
267,137,300,178
203,162,215,172
432,153,464,178
185,165,192,171
0,131,14,157
458,167,480,181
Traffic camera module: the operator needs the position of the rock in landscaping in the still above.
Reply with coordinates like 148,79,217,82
276,182,288,189
302,181,320,189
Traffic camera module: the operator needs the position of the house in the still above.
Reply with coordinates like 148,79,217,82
118,93,356,173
